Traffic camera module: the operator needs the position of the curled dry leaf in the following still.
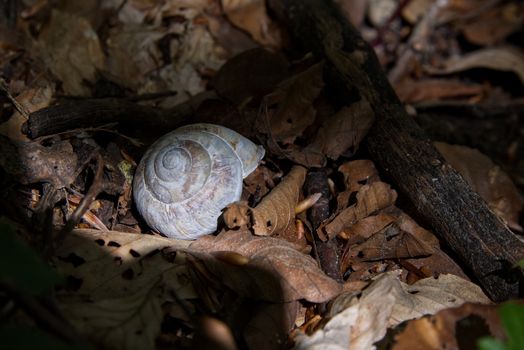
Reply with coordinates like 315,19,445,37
323,181,398,239
224,165,307,236
313,97,375,159
429,46,524,84
294,271,490,350
189,229,342,303
435,142,523,231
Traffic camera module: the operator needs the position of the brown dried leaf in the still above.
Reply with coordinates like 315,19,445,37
395,78,484,104
221,0,282,48
35,10,105,95
0,137,77,188
430,46,524,84
339,213,396,241
190,229,342,303
212,48,288,105
294,272,490,350
460,3,524,46
350,222,437,261
224,166,307,236
338,160,379,193
390,303,505,350
435,142,523,231
262,63,324,145
324,181,398,239
313,98,375,159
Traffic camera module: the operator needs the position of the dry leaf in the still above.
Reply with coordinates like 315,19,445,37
262,63,324,145
390,302,506,350
395,78,484,104
313,98,375,159
349,221,437,261
323,181,398,239
294,271,490,350
338,160,379,193
459,3,524,46
190,230,342,303
224,166,307,236
0,137,77,188
430,46,524,84
435,142,523,231
60,287,163,350
54,229,195,349
54,229,193,299
35,10,105,95
212,48,288,104
339,213,396,241
105,24,165,90
221,0,282,48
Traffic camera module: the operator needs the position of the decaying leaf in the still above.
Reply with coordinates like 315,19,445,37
313,97,375,159
224,166,307,236
54,229,193,299
221,0,282,48
0,137,77,188
261,63,324,145
430,46,524,84
60,287,163,350
294,271,490,350
54,229,195,349
35,10,105,95
190,229,342,303
435,142,523,231
388,302,505,350
323,181,398,239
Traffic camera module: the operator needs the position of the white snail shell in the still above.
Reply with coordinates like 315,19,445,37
133,123,265,240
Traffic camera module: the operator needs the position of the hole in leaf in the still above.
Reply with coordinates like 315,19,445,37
129,249,141,258
122,268,134,280
95,239,105,246
108,241,121,247
266,220,272,227
58,253,86,267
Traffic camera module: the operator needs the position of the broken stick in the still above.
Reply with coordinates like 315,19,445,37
282,0,523,301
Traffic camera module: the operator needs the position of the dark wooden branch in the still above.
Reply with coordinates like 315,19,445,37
282,0,524,301
24,92,214,140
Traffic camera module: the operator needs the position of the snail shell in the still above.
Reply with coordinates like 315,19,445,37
133,123,265,240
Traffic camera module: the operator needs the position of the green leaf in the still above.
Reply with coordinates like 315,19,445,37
515,260,524,269
477,302,524,350
0,219,62,294
499,303,524,350
477,337,506,350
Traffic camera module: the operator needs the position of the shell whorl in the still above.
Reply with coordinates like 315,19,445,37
133,123,264,240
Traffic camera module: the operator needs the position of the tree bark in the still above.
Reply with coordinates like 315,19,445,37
281,0,523,301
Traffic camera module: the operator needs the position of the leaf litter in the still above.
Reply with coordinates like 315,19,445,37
1,0,523,349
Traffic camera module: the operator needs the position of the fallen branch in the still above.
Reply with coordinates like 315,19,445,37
281,0,524,301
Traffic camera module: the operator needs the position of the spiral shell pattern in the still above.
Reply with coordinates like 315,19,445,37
133,123,265,239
